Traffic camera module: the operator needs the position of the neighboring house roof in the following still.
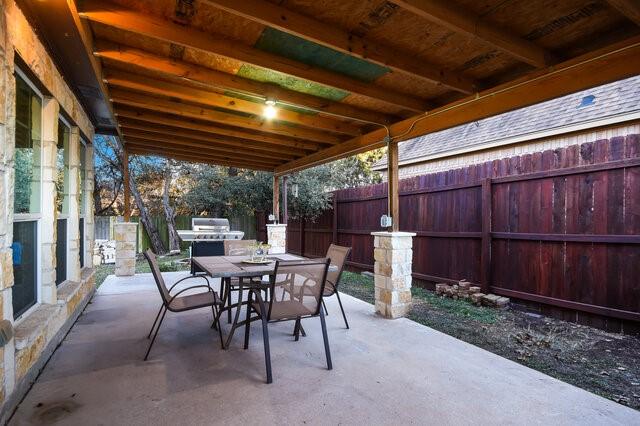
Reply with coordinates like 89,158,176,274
373,76,640,170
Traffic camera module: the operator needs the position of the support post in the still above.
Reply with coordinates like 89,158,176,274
282,175,288,224
387,142,399,232
123,147,131,222
480,178,492,293
272,174,279,222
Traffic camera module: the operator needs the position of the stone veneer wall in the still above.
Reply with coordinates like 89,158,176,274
0,1,96,422
266,224,287,254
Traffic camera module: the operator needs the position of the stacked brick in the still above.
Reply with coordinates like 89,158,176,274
435,280,510,308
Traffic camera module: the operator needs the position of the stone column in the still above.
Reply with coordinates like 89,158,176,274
39,97,59,303
115,222,137,276
0,49,17,397
66,127,81,282
266,224,287,254
372,231,416,319
83,145,95,268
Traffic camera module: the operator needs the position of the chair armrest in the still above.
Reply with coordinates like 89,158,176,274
168,284,214,304
168,275,211,293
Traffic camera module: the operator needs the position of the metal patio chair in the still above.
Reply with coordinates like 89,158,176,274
243,259,332,384
322,244,352,329
221,240,257,322
144,249,224,361
281,244,352,329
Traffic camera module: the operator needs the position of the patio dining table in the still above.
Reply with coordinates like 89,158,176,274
192,253,329,349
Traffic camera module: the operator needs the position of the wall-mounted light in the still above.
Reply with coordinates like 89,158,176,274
263,98,277,120
291,183,299,198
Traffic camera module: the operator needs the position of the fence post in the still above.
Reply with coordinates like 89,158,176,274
300,219,305,257
332,193,338,244
480,178,492,293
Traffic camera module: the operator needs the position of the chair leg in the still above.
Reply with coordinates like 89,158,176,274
214,305,224,349
211,304,218,330
335,291,350,329
144,307,168,361
319,309,332,370
148,305,165,339
226,281,233,324
260,315,272,384
244,293,253,350
293,317,301,341
321,298,329,316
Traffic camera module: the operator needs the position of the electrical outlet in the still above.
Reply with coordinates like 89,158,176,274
380,215,393,228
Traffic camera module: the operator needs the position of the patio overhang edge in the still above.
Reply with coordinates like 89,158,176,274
274,36,640,176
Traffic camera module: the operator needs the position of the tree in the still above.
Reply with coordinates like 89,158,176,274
93,135,166,254
162,160,181,253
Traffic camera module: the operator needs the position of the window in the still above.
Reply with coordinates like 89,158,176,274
79,142,86,268
56,119,70,285
14,74,42,215
13,71,42,318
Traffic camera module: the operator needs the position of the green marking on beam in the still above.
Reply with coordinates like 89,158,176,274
237,64,349,101
254,27,390,83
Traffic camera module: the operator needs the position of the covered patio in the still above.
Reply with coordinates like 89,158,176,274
1,0,639,423
10,272,640,425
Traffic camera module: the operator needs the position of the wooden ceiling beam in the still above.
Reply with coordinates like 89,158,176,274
127,147,274,171
67,0,121,137
392,0,553,67
109,88,346,145
114,107,321,151
125,138,280,166
275,37,640,175
121,128,297,161
79,0,430,112
104,69,362,136
606,0,640,26
94,41,396,125
117,119,308,158
203,0,477,94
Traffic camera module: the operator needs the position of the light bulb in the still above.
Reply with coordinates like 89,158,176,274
263,99,277,120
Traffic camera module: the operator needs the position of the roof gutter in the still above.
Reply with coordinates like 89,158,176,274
372,110,640,171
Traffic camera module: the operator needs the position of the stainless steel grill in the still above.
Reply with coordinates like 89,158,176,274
177,218,244,241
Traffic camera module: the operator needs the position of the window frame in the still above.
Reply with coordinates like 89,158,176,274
56,114,72,284
79,137,88,269
13,67,44,323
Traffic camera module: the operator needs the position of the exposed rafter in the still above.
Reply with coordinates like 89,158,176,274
94,41,397,125
203,0,477,94
606,0,640,26
120,128,298,161
123,136,284,166
114,108,322,151
79,0,430,112
104,69,362,136
392,0,554,67
117,119,308,158
275,37,640,175
109,89,346,145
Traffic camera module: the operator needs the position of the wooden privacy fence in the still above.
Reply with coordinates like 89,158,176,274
283,135,640,332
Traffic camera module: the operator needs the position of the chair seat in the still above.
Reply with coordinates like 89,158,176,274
169,291,221,312
252,300,314,320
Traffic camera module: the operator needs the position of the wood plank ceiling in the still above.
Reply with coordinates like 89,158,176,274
64,0,640,173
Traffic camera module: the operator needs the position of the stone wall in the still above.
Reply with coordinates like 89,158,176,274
266,224,287,254
0,0,97,420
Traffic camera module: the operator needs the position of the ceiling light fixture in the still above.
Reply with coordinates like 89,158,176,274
263,98,277,120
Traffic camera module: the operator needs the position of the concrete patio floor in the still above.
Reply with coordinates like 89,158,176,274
9,272,640,425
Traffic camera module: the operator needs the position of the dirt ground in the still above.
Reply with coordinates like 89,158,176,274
338,271,640,411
